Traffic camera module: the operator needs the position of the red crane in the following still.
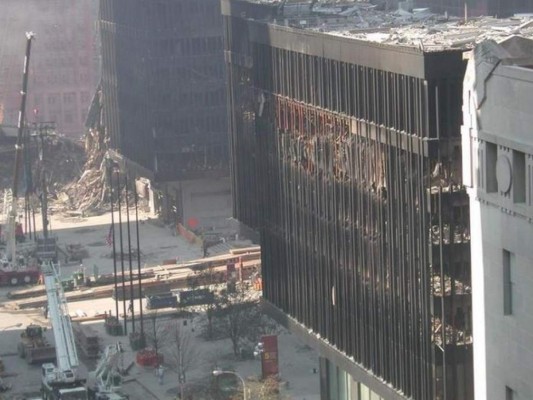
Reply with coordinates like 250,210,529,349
0,32,40,286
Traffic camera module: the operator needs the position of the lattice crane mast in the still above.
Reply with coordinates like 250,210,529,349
0,32,40,286
7,32,34,263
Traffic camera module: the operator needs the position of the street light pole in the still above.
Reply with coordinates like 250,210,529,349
213,369,248,400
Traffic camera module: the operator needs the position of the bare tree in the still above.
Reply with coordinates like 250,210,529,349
189,265,224,340
217,287,276,357
165,321,198,399
144,311,168,359
203,295,219,341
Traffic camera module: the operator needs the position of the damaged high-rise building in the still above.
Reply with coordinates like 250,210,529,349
0,1,99,138
99,0,231,230
224,1,533,399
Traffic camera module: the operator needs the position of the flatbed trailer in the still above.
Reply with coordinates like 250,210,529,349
0,267,41,286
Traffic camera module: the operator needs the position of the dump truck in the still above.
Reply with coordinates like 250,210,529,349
17,324,56,364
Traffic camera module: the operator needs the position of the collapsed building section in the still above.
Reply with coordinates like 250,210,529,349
414,0,532,18
98,0,232,230
219,1,497,398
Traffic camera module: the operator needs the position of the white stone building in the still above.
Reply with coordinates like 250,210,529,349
462,37,533,400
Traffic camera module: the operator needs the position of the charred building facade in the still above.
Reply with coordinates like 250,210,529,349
99,0,231,229
223,1,475,399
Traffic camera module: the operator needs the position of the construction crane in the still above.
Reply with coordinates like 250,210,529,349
41,262,87,400
8,31,34,261
87,343,128,400
0,32,40,286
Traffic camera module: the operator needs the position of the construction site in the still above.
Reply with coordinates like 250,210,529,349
0,43,317,398
0,206,323,399
1,0,533,400
0,13,317,400
0,61,318,398
0,62,318,399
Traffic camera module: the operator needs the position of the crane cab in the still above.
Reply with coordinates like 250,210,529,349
42,363,56,381
42,364,77,384
41,363,87,400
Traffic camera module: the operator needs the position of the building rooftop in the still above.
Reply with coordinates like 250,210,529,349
262,1,533,51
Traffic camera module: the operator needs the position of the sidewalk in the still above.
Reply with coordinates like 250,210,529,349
97,321,320,400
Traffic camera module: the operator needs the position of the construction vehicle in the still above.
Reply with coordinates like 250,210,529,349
40,262,87,400
17,324,56,364
144,288,215,310
174,288,215,307
0,190,40,285
86,343,128,400
63,244,88,264
0,32,40,286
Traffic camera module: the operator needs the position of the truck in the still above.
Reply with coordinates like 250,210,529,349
41,262,128,400
144,288,215,310
0,32,41,286
0,258,41,285
40,262,87,400
145,292,178,310
17,324,56,364
86,343,128,400
174,288,215,307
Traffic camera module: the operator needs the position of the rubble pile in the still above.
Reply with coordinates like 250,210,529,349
53,88,112,215
44,138,86,192
0,135,85,193
343,15,533,51
57,127,108,214
280,1,533,51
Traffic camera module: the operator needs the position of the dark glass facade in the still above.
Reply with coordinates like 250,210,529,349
99,0,229,182
223,1,473,398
